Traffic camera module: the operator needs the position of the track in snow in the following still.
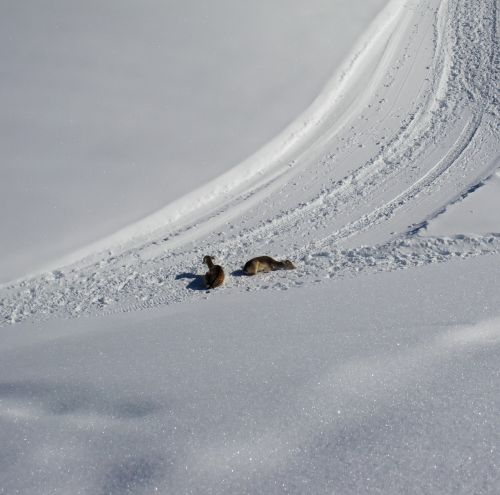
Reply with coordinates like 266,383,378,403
1,0,499,325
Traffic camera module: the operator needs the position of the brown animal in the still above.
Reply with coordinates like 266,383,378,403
243,256,296,275
203,255,225,288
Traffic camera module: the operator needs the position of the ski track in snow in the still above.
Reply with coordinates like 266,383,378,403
1,0,499,325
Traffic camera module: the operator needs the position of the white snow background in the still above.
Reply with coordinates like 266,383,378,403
1,0,499,493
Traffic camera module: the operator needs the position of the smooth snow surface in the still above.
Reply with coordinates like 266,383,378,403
1,256,500,494
0,0,387,283
1,0,499,492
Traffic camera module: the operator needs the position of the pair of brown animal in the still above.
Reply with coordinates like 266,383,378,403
203,255,296,289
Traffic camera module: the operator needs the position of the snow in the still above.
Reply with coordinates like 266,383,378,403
424,169,500,236
1,255,500,493
1,0,500,492
0,0,387,283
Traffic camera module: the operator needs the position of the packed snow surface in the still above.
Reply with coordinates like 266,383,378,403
1,0,498,323
1,0,499,493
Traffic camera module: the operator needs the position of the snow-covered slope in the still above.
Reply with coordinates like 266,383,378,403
0,0,386,283
0,0,499,493
1,0,498,324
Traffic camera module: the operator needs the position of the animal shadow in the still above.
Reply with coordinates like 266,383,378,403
231,269,247,277
175,272,206,291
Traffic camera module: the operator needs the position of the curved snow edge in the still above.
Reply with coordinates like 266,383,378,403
4,0,404,286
